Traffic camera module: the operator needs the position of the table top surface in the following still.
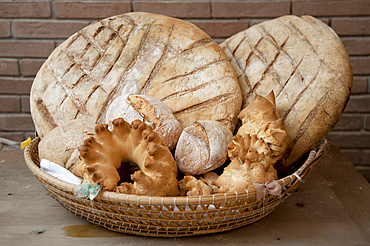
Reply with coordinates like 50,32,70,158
1,144,370,246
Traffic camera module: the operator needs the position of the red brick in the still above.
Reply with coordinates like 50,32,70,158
326,131,370,149
21,96,30,113
344,95,370,113
0,132,24,142
0,114,35,131
332,18,370,36
341,149,361,165
14,21,89,39
0,60,19,76
0,78,33,95
0,41,54,58
191,20,249,38
365,115,370,130
212,1,290,18
332,114,364,131
0,21,11,38
0,2,51,18
133,1,211,19
21,59,45,77
352,77,368,94
293,0,370,16
0,96,21,113
350,57,370,76
362,150,370,166
251,18,329,27
54,1,131,19
341,38,370,56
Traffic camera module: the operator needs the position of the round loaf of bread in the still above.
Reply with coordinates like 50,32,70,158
30,12,242,139
175,120,233,175
220,15,352,173
38,119,95,171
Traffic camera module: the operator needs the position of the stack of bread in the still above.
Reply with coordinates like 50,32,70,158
34,13,352,197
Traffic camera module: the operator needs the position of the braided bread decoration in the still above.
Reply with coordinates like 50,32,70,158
79,118,179,196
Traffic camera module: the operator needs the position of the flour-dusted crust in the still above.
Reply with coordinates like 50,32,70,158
175,120,233,175
220,15,352,172
105,94,182,150
30,12,242,139
38,119,95,171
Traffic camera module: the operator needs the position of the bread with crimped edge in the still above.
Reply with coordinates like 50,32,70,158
79,118,179,196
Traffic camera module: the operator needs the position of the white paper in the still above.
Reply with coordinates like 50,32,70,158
40,159,82,185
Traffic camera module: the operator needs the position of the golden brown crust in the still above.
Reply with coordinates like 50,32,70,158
79,118,179,196
178,173,219,196
214,92,286,193
237,91,289,164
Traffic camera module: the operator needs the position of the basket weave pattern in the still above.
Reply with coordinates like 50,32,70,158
24,138,328,237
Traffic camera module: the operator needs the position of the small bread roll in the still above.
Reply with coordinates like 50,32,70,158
38,119,95,171
105,94,182,150
175,120,233,175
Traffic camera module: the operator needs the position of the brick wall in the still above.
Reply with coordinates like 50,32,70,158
0,0,369,180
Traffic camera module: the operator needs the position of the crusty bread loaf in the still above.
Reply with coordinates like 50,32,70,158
220,15,352,173
105,94,182,150
175,120,233,175
30,12,242,139
38,119,95,171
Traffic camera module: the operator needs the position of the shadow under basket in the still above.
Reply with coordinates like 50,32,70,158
24,138,329,238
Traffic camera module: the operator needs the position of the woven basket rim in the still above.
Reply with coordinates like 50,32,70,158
24,137,329,206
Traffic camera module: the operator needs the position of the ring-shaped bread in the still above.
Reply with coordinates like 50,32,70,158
79,118,179,196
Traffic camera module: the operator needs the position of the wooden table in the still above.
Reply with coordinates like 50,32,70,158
1,145,370,245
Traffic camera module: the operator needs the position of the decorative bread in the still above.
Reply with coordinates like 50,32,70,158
175,120,233,175
214,134,277,193
79,118,179,196
178,172,219,196
220,15,352,173
30,12,242,140
214,92,287,193
105,94,182,150
237,91,289,164
38,119,95,171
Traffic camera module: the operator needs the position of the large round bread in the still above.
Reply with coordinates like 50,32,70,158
30,12,242,138
220,15,352,173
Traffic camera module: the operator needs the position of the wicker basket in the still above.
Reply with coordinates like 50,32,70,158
24,137,329,237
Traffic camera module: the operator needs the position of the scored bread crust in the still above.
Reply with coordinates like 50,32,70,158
105,94,182,150
175,120,233,175
30,12,242,139
220,15,352,173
